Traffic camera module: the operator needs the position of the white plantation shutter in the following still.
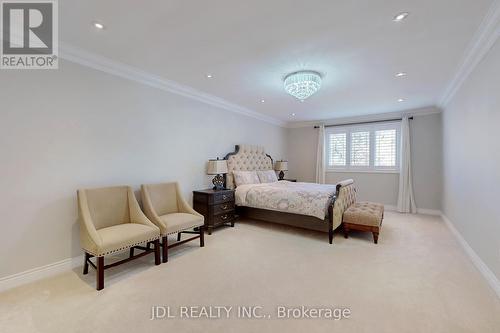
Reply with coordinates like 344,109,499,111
325,121,400,172
375,129,397,167
328,133,346,166
350,131,370,166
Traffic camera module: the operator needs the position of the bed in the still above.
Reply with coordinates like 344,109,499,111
224,145,349,244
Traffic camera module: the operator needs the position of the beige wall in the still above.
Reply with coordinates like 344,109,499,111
287,112,443,210
0,60,287,278
325,172,399,206
410,113,443,210
442,38,500,279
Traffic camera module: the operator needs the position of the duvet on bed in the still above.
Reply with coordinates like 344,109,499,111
235,181,338,219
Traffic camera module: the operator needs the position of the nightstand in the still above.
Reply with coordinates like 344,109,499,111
193,189,236,235
280,179,297,182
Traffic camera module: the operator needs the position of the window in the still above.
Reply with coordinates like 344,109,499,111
325,121,400,172
375,129,397,167
328,133,346,166
350,131,370,167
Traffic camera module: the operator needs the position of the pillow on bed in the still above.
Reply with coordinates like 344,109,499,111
257,170,278,183
233,170,260,186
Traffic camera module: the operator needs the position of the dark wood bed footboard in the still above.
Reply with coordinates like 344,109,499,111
328,185,340,244
236,187,339,244
328,204,334,244
236,206,330,232
235,184,340,244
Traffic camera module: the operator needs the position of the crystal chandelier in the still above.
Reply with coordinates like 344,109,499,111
284,71,322,101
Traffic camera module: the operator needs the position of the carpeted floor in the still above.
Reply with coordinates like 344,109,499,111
0,212,499,333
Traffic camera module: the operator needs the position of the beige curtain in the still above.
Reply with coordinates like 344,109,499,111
315,124,325,184
397,116,417,213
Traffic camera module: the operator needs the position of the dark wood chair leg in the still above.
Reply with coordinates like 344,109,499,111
200,227,205,247
373,232,379,244
83,252,90,275
154,239,161,265
177,233,181,241
344,226,349,239
162,236,168,263
129,247,134,258
208,226,213,235
96,256,104,291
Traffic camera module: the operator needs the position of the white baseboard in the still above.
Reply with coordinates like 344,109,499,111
441,213,500,299
0,256,82,293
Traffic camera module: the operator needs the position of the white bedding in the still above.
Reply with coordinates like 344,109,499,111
235,181,338,219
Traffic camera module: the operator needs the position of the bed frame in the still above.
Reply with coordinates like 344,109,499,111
224,144,340,244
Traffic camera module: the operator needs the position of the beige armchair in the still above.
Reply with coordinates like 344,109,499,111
77,186,161,290
141,182,205,263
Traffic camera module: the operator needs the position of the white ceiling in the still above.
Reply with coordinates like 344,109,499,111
60,0,494,124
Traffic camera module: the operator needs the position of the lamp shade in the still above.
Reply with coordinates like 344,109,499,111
274,161,288,171
207,159,228,175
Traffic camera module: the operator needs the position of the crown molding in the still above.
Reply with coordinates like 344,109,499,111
286,106,442,129
58,43,286,127
439,0,500,107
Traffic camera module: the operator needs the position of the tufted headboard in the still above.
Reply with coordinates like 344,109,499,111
224,145,274,189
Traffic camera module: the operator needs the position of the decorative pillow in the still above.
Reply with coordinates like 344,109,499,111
233,171,260,186
257,170,278,183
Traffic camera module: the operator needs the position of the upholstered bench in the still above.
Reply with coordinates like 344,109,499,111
343,202,384,244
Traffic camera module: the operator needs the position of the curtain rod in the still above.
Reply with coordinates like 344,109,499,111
313,117,413,128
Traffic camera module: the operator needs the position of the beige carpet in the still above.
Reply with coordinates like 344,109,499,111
0,212,499,333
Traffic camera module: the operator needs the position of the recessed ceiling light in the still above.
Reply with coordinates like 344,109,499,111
291,113,296,116
93,22,104,29
206,74,213,78
395,72,407,77
398,98,405,102
393,12,409,22
260,99,265,103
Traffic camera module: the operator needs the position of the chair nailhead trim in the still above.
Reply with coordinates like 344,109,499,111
83,235,160,257
163,223,205,237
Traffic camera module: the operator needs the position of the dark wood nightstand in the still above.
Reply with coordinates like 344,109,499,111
280,179,297,182
193,188,237,235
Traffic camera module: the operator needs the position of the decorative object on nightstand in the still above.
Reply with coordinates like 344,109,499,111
193,188,236,235
207,158,228,190
275,160,288,180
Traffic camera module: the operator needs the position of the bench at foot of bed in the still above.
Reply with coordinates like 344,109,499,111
342,202,384,244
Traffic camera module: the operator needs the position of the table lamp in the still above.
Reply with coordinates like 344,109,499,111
274,160,288,180
207,158,228,190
